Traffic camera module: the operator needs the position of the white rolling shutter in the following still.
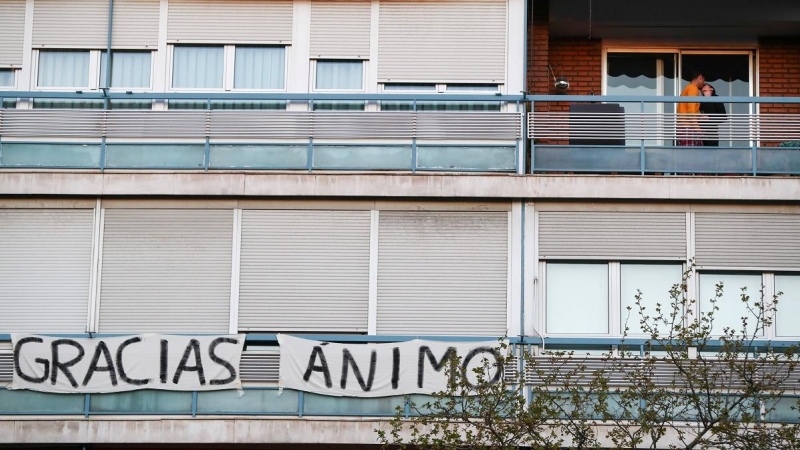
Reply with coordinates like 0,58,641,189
538,212,687,259
98,209,233,333
238,210,371,332
378,0,507,82
0,210,94,333
113,0,160,48
310,1,372,59
33,0,109,47
0,0,26,66
167,0,293,43
695,213,800,268
377,211,509,336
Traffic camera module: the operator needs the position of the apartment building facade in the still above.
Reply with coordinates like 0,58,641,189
0,0,799,448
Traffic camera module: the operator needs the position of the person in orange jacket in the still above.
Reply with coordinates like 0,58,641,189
677,69,705,146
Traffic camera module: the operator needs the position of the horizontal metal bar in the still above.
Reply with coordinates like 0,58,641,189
527,95,800,104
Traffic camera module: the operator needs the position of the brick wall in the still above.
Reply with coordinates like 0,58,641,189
759,37,800,115
528,0,549,98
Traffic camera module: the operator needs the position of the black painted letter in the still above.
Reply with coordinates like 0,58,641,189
82,341,118,386
208,337,238,386
302,346,332,388
391,347,400,390
160,339,168,384
116,337,150,386
50,339,85,388
13,337,49,383
172,339,205,385
340,348,377,391
460,347,502,388
417,346,457,388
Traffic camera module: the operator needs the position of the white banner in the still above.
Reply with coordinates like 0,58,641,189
278,335,506,397
10,334,245,393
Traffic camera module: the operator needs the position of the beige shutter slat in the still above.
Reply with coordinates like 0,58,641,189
538,212,687,259
695,213,800,268
98,209,233,333
33,0,109,47
113,0,160,48
238,210,370,332
310,1,371,59
167,0,293,43
0,0,26,66
377,211,509,335
0,210,94,333
378,0,506,83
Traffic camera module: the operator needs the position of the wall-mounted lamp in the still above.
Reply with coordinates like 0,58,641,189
548,64,570,94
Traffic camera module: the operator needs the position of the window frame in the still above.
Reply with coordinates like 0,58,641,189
0,69,18,89
168,44,288,93
311,59,366,93
34,49,154,92
541,260,686,338
378,83,502,111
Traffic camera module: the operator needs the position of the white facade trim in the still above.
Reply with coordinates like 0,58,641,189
228,208,242,334
367,209,379,335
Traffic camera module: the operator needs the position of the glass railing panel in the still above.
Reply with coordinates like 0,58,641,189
312,145,412,170
757,146,800,175
0,390,85,415
644,146,752,174
0,143,101,168
197,389,298,415
303,392,405,416
89,391,193,414
210,144,308,169
105,144,205,169
533,146,642,173
417,145,516,171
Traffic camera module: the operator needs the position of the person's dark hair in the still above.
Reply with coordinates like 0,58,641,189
688,67,704,81
704,83,718,96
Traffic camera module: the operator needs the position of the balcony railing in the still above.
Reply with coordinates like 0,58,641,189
529,95,800,175
0,91,524,172
2,92,800,175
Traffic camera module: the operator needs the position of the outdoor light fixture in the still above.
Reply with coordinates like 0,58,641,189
548,64,570,93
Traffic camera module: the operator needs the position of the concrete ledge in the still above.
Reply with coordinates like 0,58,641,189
0,417,389,445
0,171,798,201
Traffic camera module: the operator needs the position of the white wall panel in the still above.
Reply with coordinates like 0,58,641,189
0,210,94,333
33,0,108,47
310,0,371,59
238,210,371,332
378,0,507,82
98,209,233,333
0,0,26,66
167,0,293,43
377,211,509,335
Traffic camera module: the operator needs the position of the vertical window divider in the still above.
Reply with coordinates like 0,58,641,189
90,204,106,334
228,208,242,334
763,272,776,340
687,211,697,301
609,262,621,336
223,45,235,91
367,210,379,335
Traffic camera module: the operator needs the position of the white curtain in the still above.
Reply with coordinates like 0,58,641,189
172,46,224,89
315,61,362,90
234,47,284,90
101,52,151,88
38,51,89,87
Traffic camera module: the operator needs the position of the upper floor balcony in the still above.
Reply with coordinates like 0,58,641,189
1,91,799,176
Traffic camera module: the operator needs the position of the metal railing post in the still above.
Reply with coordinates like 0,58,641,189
204,99,211,171
191,391,198,417
640,101,646,175
529,100,534,173
411,99,418,173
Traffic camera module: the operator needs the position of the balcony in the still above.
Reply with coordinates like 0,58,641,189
0,91,524,173
1,92,799,175
529,95,800,175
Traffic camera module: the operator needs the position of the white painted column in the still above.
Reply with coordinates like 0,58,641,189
287,0,311,111
367,210,379,334
228,209,242,334
152,0,169,110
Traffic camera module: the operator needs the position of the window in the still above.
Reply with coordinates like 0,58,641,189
381,83,501,111
620,264,683,333
100,51,152,89
544,262,684,336
315,61,363,90
172,46,224,89
546,263,609,334
0,70,16,108
38,50,91,88
699,273,763,335
0,69,16,87
313,60,364,111
172,45,285,91
775,275,800,337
